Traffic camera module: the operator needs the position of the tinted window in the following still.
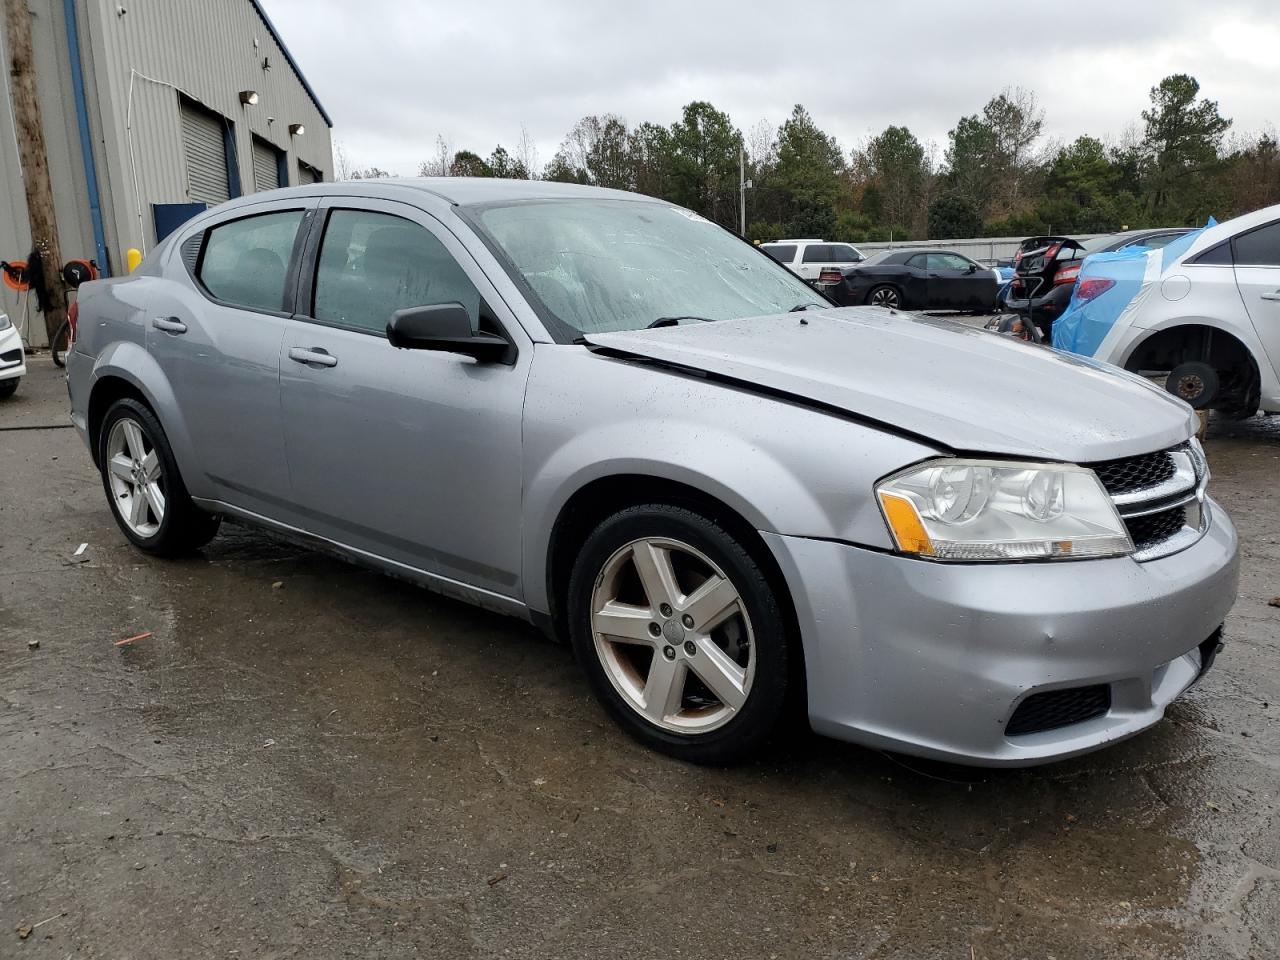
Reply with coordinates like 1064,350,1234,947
312,209,481,334
928,253,972,271
1192,241,1234,266
832,244,862,262
1234,222,1280,266
1133,232,1185,251
198,210,303,311
762,244,797,264
802,244,834,263
906,254,928,268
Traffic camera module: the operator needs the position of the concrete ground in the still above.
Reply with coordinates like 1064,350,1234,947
2,356,1277,960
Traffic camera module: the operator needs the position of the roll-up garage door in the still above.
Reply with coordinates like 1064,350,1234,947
297,162,321,185
252,137,282,192
180,101,231,205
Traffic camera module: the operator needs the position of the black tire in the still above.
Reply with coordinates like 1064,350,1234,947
866,285,901,310
0,377,17,399
50,320,70,368
567,503,795,765
1166,361,1219,410
97,398,220,555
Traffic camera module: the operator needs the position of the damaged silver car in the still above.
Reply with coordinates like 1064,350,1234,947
66,179,1239,765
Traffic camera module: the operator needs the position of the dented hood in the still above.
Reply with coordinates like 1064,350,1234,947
582,308,1196,463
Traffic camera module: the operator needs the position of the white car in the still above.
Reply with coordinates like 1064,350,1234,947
1091,205,1280,417
0,312,25,399
760,239,865,281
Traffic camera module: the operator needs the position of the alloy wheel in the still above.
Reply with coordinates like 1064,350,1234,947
870,287,899,309
589,537,755,734
105,418,165,538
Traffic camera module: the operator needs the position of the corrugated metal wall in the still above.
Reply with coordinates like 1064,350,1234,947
79,0,333,254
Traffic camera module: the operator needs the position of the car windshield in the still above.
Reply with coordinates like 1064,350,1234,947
472,199,827,341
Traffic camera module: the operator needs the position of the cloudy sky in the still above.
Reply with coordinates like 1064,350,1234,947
266,0,1280,176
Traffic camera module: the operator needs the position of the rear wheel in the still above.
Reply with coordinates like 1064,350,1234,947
1165,361,1219,409
867,285,901,309
567,504,794,764
98,398,220,555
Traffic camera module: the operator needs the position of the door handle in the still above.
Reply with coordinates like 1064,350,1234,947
152,316,187,334
1262,291,1280,301
288,347,338,368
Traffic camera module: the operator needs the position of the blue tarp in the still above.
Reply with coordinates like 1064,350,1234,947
1052,219,1217,357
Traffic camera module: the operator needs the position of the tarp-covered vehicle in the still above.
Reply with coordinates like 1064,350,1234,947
1053,209,1280,418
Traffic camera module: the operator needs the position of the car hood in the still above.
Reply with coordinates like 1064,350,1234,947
582,308,1196,462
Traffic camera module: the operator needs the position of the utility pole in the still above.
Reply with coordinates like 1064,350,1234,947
739,146,747,237
3,0,67,344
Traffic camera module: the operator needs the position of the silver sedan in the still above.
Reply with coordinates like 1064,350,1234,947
67,179,1238,765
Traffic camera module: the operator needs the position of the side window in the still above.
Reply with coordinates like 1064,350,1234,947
906,254,928,269
1233,222,1280,266
927,253,970,271
832,244,861,262
762,244,796,264
312,209,481,334
198,210,304,312
802,244,834,263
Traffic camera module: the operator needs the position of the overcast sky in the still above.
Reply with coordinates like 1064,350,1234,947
266,0,1280,176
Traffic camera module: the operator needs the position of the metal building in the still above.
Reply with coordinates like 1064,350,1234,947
1,0,333,345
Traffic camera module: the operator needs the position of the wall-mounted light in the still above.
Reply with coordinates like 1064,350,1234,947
288,123,305,136
238,90,259,106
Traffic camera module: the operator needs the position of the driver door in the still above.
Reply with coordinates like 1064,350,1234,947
925,252,980,309
278,197,532,600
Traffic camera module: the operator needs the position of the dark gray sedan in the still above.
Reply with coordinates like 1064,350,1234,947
823,248,1001,311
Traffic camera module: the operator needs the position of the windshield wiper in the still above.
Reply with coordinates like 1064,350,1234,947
788,303,822,312
646,316,714,328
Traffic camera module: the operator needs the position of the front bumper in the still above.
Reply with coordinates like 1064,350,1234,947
0,324,26,381
763,498,1239,766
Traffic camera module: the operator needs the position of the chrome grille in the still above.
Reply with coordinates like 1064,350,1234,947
1086,444,1208,561
1091,450,1177,495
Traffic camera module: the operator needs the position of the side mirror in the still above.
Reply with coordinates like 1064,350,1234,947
387,303,510,362
966,263,979,274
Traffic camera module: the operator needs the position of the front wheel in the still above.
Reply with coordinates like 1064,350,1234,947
567,504,794,764
98,398,221,555
0,378,17,399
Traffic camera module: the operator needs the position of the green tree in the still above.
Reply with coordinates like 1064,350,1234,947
487,145,529,179
549,115,632,189
946,88,1044,222
665,101,742,227
928,193,982,238
1140,74,1231,222
449,150,491,178
773,105,844,238
857,125,926,238
629,121,673,198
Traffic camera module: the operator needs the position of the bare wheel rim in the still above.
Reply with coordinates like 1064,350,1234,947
871,287,898,308
105,417,165,538
590,536,756,734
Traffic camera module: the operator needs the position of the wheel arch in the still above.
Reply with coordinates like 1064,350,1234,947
86,342,198,478
1121,322,1261,407
542,474,803,672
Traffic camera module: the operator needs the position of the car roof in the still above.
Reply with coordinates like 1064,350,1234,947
1177,202,1280,261
216,177,658,211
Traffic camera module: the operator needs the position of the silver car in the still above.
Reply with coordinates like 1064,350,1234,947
67,179,1239,766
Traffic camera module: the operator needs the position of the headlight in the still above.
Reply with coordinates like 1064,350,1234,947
0,313,11,331
877,459,1132,561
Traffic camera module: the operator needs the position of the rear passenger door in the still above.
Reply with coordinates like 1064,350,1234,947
1232,220,1280,382
152,199,315,512
278,197,531,600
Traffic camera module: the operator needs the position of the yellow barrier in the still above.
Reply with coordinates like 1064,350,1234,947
126,248,142,273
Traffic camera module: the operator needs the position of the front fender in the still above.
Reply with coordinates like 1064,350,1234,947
519,346,937,615
89,342,204,495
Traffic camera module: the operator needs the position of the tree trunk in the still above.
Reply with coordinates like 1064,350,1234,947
3,0,67,344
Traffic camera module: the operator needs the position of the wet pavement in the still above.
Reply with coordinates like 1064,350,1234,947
2,357,1277,959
